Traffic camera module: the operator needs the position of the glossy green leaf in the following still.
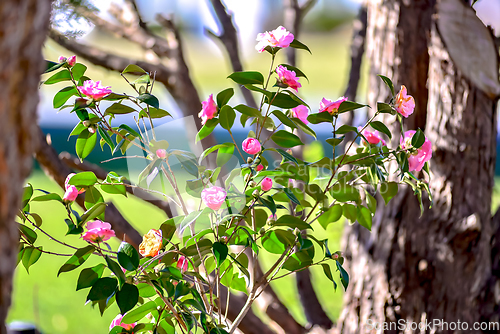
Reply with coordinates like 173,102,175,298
307,112,333,124
411,129,425,149
216,88,234,108
318,204,343,230
377,102,394,114
370,121,392,139
86,277,117,301
80,202,107,225
53,86,77,108
117,242,140,271
336,261,349,291
71,63,87,81
138,107,171,119
58,245,95,276
289,39,311,53
137,93,159,109
21,246,42,273
357,206,372,231
196,118,218,142
31,193,62,202
76,263,106,290
291,117,316,138
68,171,98,187
213,242,228,267
122,64,147,74
45,60,65,73
321,263,337,290
378,75,395,96
116,283,139,314
84,186,104,210
219,105,236,131
44,69,71,85
272,110,296,128
228,71,264,85
76,129,97,160
122,300,157,324
342,204,358,223
216,144,235,167
274,215,312,230
330,183,360,203
381,182,398,205
336,125,358,135
337,101,368,114
261,230,295,254
118,124,140,138
18,223,37,244
271,130,303,148
105,103,136,115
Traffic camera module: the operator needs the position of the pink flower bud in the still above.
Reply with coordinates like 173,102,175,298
64,173,86,194
88,126,96,134
256,164,264,172
267,214,277,222
63,185,79,202
395,85,415,118
359,127,386,146
176,255,189,273
156,149,167,159
67,55,76,67
198,94,217,125
58,56,67,63
201,186,227,211
261,177,273,191
242,138,261,155
333,254,339,259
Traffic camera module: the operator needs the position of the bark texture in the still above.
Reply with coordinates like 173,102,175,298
337,0,500,333
0,1,51,332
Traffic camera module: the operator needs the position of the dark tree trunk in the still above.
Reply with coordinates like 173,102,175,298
337,0,500,333
0,1,51,333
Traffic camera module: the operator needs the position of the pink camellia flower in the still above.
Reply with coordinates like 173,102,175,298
319,97,348,115
256,26,294,52
359,127,386,146
109,314,135,331
82,220,116,243
198,94,217,125
256,164,264,172
242,138,261,155
275,65,301,91
291,105,309,124
63,185,79,202
394,85,415,117
201,186,227,211
67,55,76,67
65,173,85,194
261,177,273,191
400,130,432,172
77,80,112,100
156,149,167,159
176,255,189,273
58,56,67,63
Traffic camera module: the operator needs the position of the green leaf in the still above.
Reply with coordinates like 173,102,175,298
336,125,358,135
321,263,337,291
76,263,106,290
307,112,333,124
122,64,147,74
378,75,395,96
275,148,299,165
377,102,394,114
80,202,107,225
21,184,33,209
122,300,157,324
289,39,311,53
21,246,42,273
58,245,95,276
365,191,377,214
137,93,159,109
84,186,104,210
160,218,178,242
219,105,236,131
31,193,62,202
53,86,77,108
330,183,360,203
233,104,262,119
105,103,136,115
228,71,264,85
267,92,303,109
291,117,316,138
261,230,295,254
45,60,65,73
274,215,312,230
76,129,97,160
283,188,300,205
196,118,218,143
216,144,235,167
357,206,372,231
71,63,87,81
342,204,358,223
117,242,140,271
118,124,141,138
336,261,350,291
116,283,139,314
172,151,199,177
271,130,304,148
86,277,117,301
370,121,392,139
337,101,368,114
216,88,234,108
272,110,296,129
411,129,425,149
179,210,203,234
18,223,37,244
318,204,343,230
68,171,98,187
138,107,171,119
213,242,228,267
381,182,398,205
44,69,71,85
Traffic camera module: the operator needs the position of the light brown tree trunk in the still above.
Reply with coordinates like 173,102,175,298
0,1,51,332
336,0,500,333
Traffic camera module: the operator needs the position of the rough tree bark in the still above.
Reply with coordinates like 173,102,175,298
337,0,500,333
0,1,52,332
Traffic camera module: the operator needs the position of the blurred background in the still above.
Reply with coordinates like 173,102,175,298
7,0,500,333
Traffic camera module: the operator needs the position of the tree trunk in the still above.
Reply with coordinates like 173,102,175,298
0,1,51,332
337,0,500,332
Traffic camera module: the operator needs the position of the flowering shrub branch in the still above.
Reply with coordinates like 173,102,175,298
19,26,432,334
